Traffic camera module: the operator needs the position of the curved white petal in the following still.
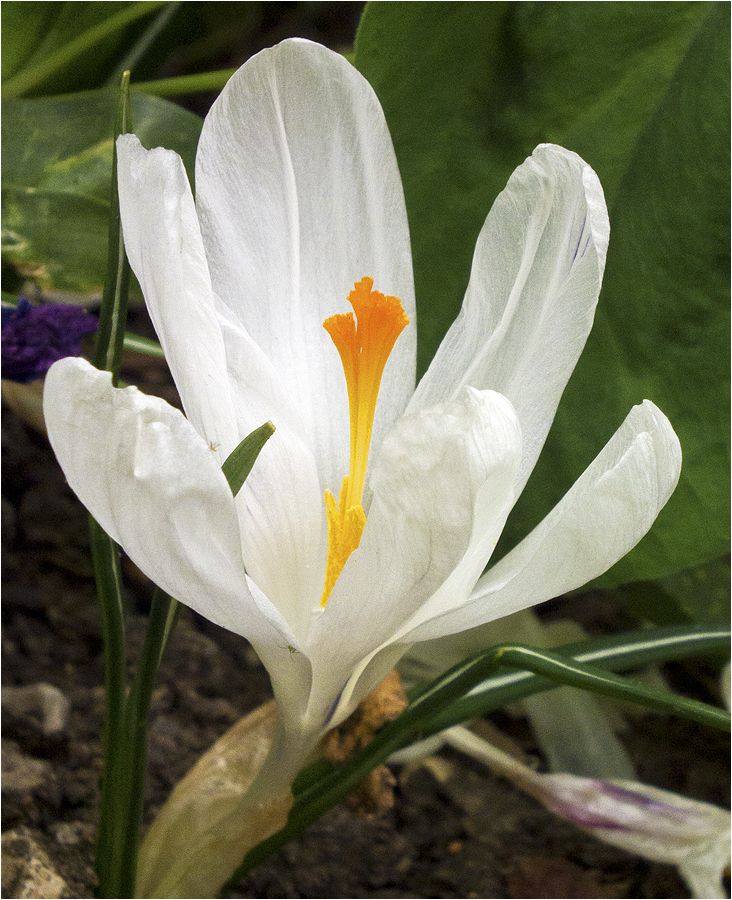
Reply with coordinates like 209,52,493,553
303,388,522,727
117,134,325,638
216,307,326,639
116,134,238,460
42,357,292,651
404,400,681,643
195,38,416,494
410,143,610,493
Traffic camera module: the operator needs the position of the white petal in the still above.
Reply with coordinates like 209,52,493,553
116,134,239,460
215,307,326,639
303,388,522,727
406,400,681,643
43,357,292,650
195,38,416,493
410,143,610,493
118,132,327,634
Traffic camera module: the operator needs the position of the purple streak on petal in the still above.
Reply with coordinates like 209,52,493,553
554,803,629,831
1,299,97,383
322,683,347,729
570,213,587,263
547,779,693,833
599,782,688,820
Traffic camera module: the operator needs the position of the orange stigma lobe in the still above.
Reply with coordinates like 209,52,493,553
319,276,409,608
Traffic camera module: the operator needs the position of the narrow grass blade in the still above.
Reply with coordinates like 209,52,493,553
131,68,236,97
235,625,730,882
113,590,178,896
93,72,132,383
88,519,127,892
108,2,182,84
122,331,165,359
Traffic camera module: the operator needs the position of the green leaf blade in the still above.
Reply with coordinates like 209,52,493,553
222,422,276,497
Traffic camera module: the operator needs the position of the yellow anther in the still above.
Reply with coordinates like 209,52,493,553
320,477,367,607
319,277,409,608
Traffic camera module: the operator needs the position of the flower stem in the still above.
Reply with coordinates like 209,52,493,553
108,2,183,85
94,71,132,383
90,75,183,897
110,590,178,897
89,520,127,894
424,623,730,734
89,71,133,898
234,624,730,884
3,3,166,99
130,68,236,97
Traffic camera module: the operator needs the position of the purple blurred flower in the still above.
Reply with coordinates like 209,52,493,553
1,299,97,383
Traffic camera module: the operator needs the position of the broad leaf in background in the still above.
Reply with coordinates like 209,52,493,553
621,557,731,628
2,90,202,296
1,2,164,97
355,2,729,589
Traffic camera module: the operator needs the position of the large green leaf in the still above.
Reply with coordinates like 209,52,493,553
620,557,731,627
2,89,201,295
1,2,164,96
355,2,729,585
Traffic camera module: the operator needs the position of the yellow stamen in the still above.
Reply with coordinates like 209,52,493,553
319,276,409,607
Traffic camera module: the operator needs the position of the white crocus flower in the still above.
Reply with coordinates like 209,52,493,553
43,38,681,894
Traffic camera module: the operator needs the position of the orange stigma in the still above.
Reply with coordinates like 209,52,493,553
319,276,409,607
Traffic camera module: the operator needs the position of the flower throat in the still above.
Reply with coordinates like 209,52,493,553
319,277,409,607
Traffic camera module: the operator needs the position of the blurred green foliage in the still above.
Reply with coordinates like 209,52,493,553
2,2,167,96
355,2,730,589
620,557,731,628
2,89,200,294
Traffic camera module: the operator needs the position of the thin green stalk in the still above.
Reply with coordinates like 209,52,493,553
123,331,165,359
3,3,166,99
292,624,729,797
94,72,132,382
112,590,178,896
103,418,273,894
222,422,276,496
131,67,236,96
459,644,727,728
88,520,127,891
234,625,730,882
90,71,133,898
424,623,730,734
